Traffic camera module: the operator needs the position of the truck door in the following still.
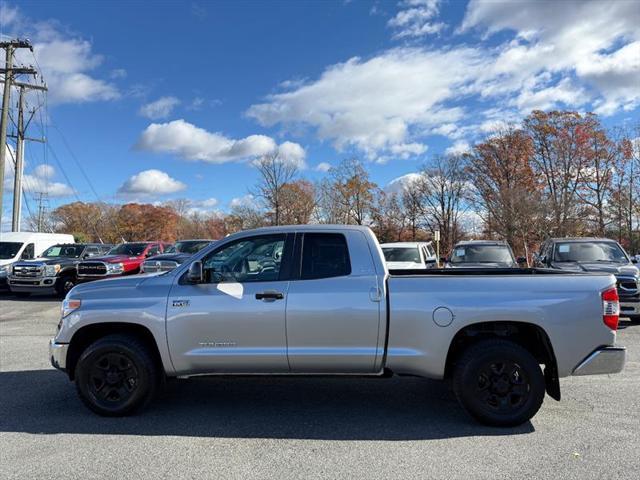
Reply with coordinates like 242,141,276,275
166,233,292,375
285,231,383,373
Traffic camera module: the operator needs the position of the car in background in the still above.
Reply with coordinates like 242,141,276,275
77,241,170,283
535,238,639,320
381,242,437,270
141,239,214,273
446,240,522,268
8,243,112,297
0,232,75,289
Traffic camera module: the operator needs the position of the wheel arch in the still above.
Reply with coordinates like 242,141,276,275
444,320,560,401
66,322,164,381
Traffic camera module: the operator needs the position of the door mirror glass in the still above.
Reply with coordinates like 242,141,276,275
187,261,204,283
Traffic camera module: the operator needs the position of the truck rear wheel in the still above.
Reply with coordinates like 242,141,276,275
453,339,545,427
75,334,159,416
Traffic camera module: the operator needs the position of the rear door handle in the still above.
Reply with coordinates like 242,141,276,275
255,291,284,301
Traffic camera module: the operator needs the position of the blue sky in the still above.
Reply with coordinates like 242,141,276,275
1,0,639,225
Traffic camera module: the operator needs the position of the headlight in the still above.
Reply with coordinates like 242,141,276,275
61,298,81,318
44,264,61,276
0,264,11,276
106,262,124,274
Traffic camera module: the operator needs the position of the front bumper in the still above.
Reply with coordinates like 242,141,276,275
49,340,69,371
8,275,57,293
572,346,626,376
620,298,640,317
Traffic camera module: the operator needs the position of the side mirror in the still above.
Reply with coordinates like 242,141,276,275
187,261,204,283
516,256,527,265
632,258,638,264
440,256,449,264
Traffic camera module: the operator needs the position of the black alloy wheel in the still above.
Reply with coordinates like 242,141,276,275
75,334,159,416
453,339,545,427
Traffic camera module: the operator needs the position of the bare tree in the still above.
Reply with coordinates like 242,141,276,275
418,154,469,253
252,151,298,226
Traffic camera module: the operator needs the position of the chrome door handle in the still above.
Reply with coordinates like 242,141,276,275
255,291,284,301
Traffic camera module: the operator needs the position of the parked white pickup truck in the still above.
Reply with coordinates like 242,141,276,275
50,225,626,426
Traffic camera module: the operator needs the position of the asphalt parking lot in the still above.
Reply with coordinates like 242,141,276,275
1,291,638,480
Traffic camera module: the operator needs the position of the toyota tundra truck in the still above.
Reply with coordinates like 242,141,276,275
50,225,626,426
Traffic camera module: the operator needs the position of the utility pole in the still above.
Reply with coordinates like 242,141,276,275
8,81,47,232
0,39,36,232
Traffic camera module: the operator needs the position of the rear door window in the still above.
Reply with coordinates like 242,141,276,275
301,233,351,280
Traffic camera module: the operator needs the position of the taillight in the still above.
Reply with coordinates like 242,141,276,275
602,287,620,330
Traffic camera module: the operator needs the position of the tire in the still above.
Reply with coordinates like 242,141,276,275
75,334,160,416
453,339,545,427
55,274,77,297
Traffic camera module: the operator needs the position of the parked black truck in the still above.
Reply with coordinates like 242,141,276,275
8,243,112,297
534,237,640,320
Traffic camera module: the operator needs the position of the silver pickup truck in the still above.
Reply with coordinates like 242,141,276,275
50,225,626,426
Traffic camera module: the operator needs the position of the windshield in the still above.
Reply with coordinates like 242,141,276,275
42,245,85,258
173,240,210,254
450,245,515,264
0,242,22,260
107,243,148,256
382,247,421,263
553,242,629,263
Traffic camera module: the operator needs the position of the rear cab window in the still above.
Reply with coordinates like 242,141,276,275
300,233,351,280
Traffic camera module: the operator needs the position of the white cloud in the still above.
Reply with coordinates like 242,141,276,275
315,162,332,172
3,6,120,104
110,68,127,79
386,172,422,194
461,0,640,115
229,194,256,209
277,141,307,169
388,0,445,39
247,48,486,160
117,169,186,197
33,164,55,179
247,1,639,159
138,96,181,120
136,119,305,165
22,165,73,197
445,140,470,156
186,197,220,215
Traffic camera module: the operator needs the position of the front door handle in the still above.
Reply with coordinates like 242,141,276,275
255,291,284,301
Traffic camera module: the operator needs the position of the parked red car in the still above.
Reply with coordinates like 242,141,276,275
77,242,170,283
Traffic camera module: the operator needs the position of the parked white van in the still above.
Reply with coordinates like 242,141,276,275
0,232,75,288
381,241,437,270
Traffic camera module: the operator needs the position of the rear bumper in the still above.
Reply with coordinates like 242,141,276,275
49,340,69,371
572,346,626,376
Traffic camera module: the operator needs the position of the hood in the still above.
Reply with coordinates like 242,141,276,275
14,257,78,266
86,254,142,264
386,261,424,270
551,261,639,277
69,273,151,296
145,252,191,263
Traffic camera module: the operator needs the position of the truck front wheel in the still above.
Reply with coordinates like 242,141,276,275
453,339,545,427
75,334,159,416
55,274,77,297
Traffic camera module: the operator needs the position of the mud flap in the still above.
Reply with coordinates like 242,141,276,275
544,364,561,401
